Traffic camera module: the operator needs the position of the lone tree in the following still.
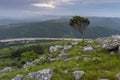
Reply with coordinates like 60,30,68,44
69,16,90,42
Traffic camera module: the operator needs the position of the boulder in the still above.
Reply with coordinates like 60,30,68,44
73,71,85,80
23,69,53,80
23,72,36,80
34,69,53,80
102,38,120,51
96,38,103,43
3,67,12,72
12,74,23,80
49,45,63,54
58,51,71,60
83,46,94,53
63,45,72,51
71,42,78,46
83,57,91,62
49,58,57,62
0,67,12,72
116,72,120,80
112,35,120,39
23,61,35,70
49,46,58,54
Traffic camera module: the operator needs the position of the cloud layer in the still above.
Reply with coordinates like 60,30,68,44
0,0,120,18
31,0,75,8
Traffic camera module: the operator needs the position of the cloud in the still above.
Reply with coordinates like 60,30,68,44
31,0,120,9
32,1,55,8
31,0,75,8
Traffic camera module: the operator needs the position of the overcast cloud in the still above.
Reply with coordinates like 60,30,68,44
0,0,120,18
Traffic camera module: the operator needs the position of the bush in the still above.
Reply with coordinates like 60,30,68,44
11,45,44,57
21,51,39,60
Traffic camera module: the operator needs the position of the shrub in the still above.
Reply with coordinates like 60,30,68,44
21,51,39,60
11,45,44,57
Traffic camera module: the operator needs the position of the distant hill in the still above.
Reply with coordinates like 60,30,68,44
0,17,120,39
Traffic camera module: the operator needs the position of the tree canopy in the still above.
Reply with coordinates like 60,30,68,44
69,16,90,34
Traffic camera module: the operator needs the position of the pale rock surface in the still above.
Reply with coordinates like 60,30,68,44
49,46,58,54
116,72,120,80
73,71,85,80
12,74,23,80
83,46,94,53
63,45,72,51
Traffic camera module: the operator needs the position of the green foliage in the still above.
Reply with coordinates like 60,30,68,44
0,41,120,80
69,16,90,34
69,16,90,26
21,51,39,60
11,45,44,57
0,18,119,40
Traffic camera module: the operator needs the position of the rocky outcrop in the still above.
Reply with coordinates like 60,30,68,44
49,45,63,54
49,46,58,54
102,38,120,51
116,72,120,80
58,51,71,60
63,45,72,51
13,69,53,80
0,67,12,73
12,74,23,80
83,46,94,53
23,58,42,70
71,42,78,46
33,69,53,80
96,35,120,51
73,71,85,80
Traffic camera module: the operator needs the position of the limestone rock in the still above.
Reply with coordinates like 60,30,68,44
0,67,12,72
71,42,78,46
34,69,53,80
12,74,23,80
23,57,44,70
116,72,120,80
83,57,91,62
63,45,72,51
23,72,36,80
49,46,58,54
73,71,85,80
102,38,120,51
23,61,35,70
112,35,120,39
83,46,94,53
58,51,71,60
3,67,12,72
23,69,53,80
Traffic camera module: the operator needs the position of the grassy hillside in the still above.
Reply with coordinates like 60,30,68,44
0,17,120,39
0,40,120,80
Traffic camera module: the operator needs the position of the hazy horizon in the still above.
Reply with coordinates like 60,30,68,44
1,0,120,18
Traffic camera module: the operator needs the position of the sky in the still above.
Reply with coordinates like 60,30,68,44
0,0,120,18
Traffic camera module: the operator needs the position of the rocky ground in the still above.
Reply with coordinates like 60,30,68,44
0,35,120,80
